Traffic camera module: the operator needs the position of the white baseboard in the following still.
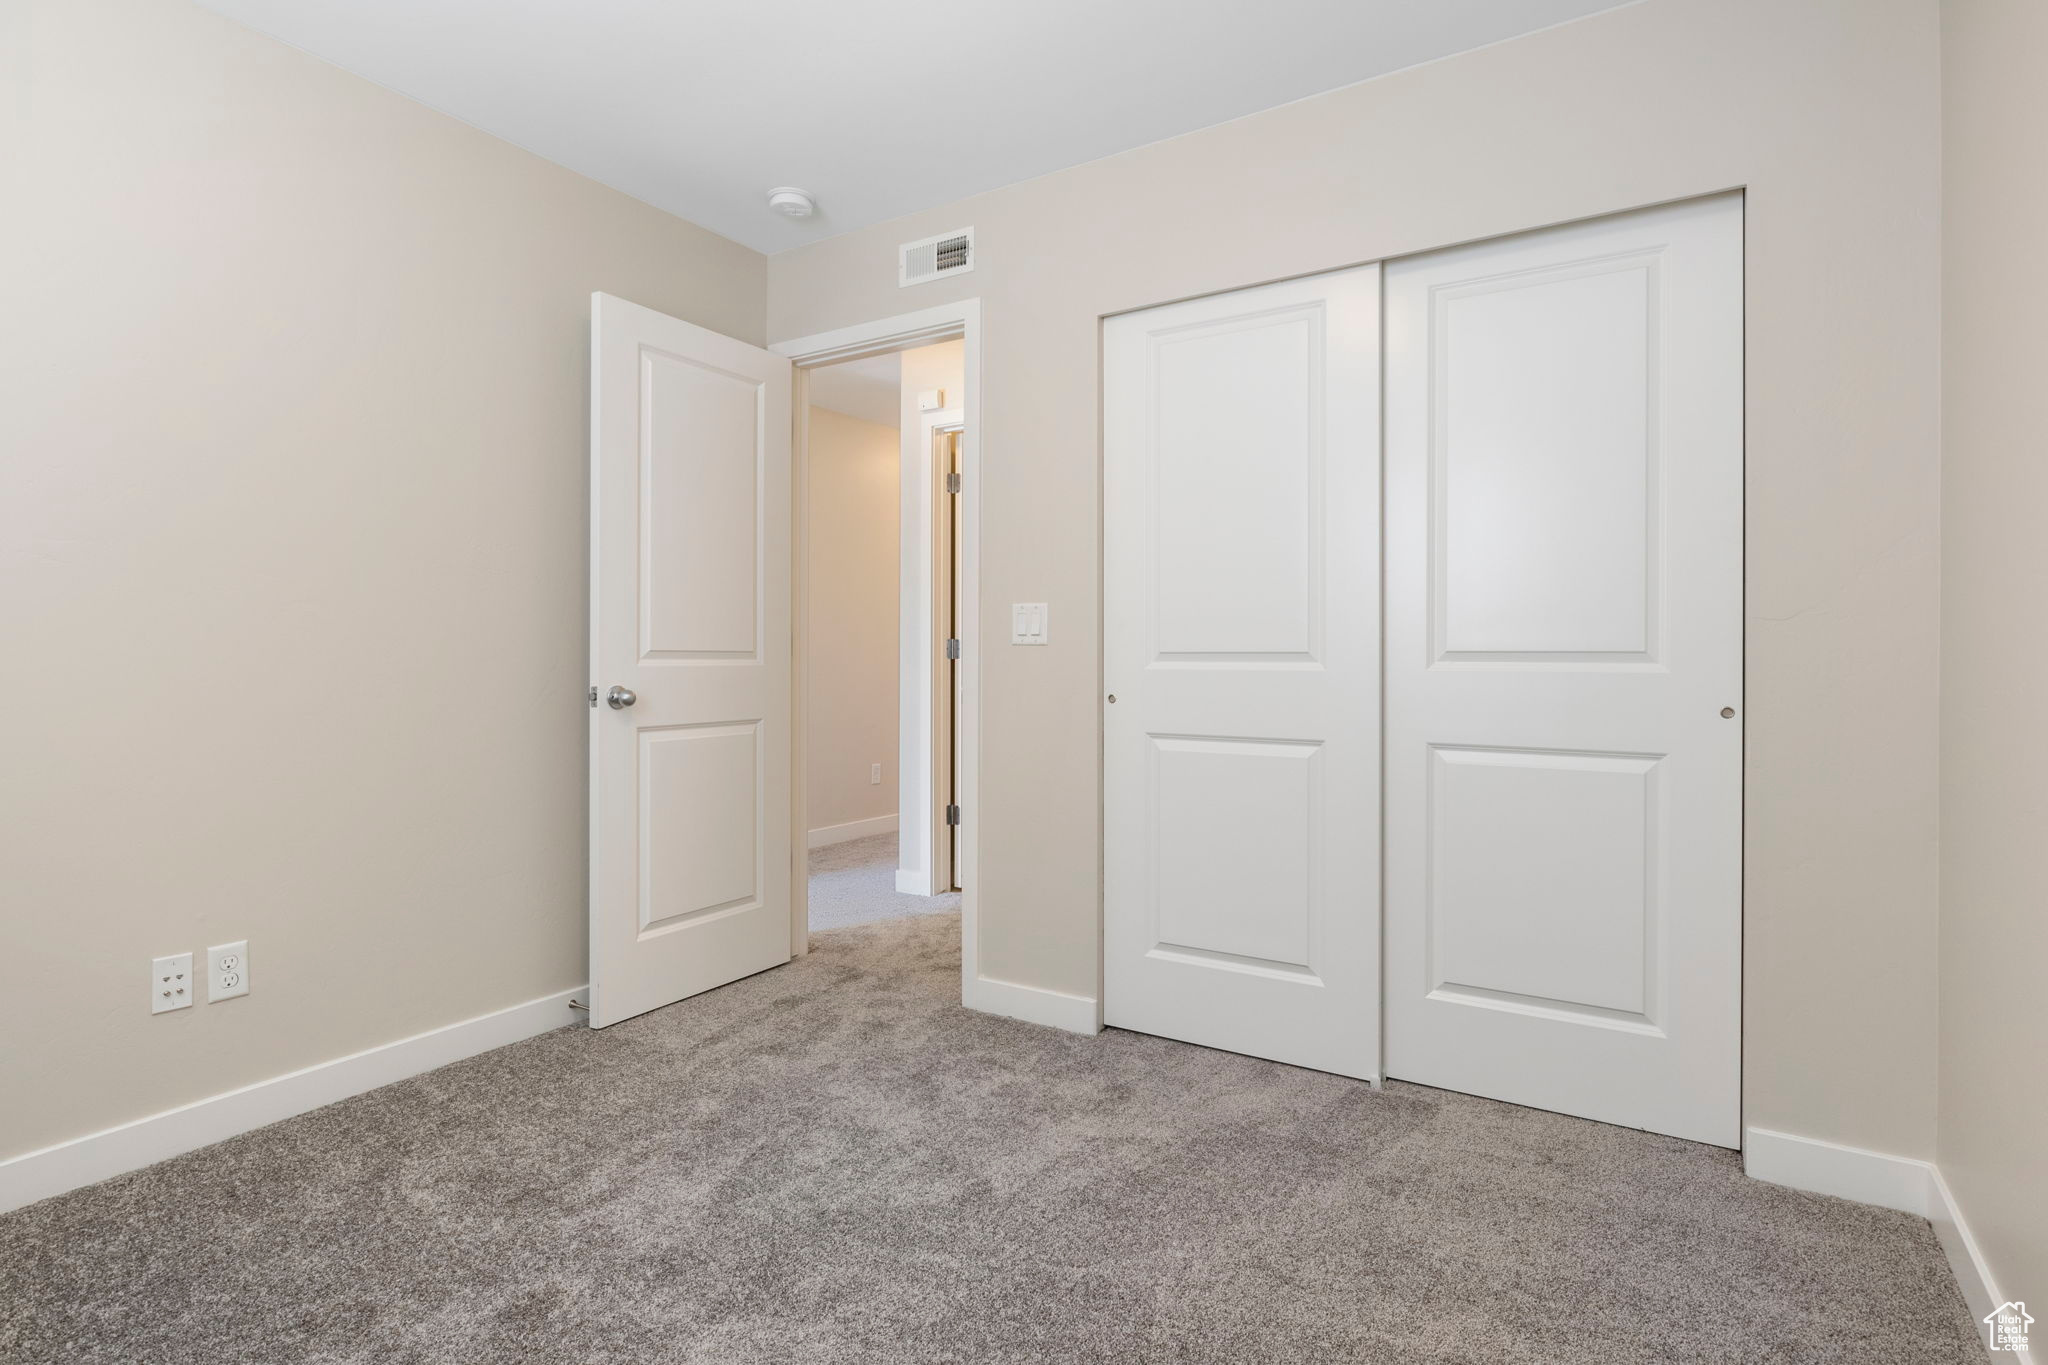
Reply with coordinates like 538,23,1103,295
1929,1164,2034,1363
1743,1126,1933,1215
0,986,584,1216
1745,1126,2025,1361
895,868,933,896
964,973,1099,1035
808,813,898,849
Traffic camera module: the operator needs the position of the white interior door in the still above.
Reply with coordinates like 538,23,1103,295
589,293,793,1028
1104,267,1381,1080
940,427,963,893
1383,195,1743,1145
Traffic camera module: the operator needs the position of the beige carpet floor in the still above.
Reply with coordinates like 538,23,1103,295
0,912,1979,1364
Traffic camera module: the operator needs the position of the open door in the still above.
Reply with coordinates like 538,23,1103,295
588,293,793,1028
935,425,963,894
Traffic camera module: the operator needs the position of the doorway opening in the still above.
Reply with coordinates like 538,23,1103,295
780,304,978,971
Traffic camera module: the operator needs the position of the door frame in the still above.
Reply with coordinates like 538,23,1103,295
772,301,982,989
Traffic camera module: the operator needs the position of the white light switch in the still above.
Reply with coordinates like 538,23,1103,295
1011,603,1048,645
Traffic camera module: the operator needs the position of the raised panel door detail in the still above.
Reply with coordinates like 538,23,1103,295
639,723,760,933
1104,265,1379,1080
641,347,761,659
591,293,791,1030
1384,195,1741,1146
1151,307,1321,660
1427,746,1658,1027
1150,737,1318,972
1432,260,1657,661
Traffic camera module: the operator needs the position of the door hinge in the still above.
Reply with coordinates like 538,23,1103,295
945,637,960,660
588,685,599,708
945,804,960,827
945,472,961,494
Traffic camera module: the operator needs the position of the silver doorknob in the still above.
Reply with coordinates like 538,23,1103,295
606,685,637,710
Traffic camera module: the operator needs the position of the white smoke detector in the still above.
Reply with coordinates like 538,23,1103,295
767,187,815,219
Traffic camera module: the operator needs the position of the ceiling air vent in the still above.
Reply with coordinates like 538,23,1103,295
899,227,974,288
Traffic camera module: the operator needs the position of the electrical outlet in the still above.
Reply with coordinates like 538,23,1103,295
151,953,194,1014
207,940,249,1002
871,763,882,785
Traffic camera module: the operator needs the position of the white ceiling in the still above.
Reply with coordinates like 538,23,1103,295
195,0,1633,254
808,352,901,428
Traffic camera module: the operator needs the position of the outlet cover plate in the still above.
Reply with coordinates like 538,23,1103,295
208,940,250,1002
152,953,194,1014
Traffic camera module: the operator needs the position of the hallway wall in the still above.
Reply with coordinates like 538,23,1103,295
805,406,901,838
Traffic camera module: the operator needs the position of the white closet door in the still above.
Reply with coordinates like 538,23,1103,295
1103,267,1381,1080
1383,195,1743,1146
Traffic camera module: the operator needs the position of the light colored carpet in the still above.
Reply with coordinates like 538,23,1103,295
0,913,1979,1364
807,831,958,930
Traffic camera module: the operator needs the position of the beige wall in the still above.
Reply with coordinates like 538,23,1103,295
1938,0,2048,1308
0,0,762,1159
805,406,900,834
769,0,1944,1156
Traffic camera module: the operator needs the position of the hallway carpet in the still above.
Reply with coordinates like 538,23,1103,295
0,914,1979,1365
807,831,959,930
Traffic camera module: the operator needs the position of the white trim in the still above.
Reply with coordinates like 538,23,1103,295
788,387,813,956
1745,1125,2031,1362
0,987,583,1215
963,974,1101,1036
895,868,934,896
807,813,898,848
776,301,986,1019
771,301,971,368
1743,1126,1932,1215
1930,1165,2035,1363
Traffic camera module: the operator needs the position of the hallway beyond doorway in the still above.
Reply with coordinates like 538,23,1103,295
809,832,959,931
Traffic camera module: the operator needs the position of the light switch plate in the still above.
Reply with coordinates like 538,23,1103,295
1011,603,1048,645
208,940,250,1002
151,953,194,1014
